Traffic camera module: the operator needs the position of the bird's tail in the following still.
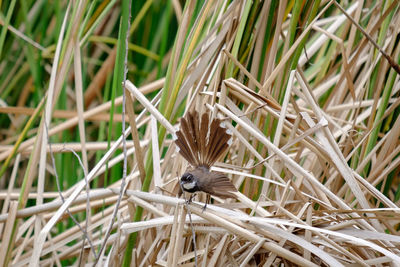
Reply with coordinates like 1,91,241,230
175,111,232,168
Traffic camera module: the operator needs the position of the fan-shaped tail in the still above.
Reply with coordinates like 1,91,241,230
175,111,232,168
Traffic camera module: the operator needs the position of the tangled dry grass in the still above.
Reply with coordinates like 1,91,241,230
1,0,400,266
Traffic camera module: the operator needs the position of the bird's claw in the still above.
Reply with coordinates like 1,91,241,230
202,203,207,212
186,193,197,204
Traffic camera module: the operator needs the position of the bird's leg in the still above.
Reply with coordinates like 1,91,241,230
187,193,197,204
202,194,211,212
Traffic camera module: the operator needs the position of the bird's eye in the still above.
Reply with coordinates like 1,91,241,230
182,173,193,182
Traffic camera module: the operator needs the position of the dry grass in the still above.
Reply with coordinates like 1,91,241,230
1,1,400,266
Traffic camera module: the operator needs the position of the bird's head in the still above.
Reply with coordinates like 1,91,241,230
180,172,199,193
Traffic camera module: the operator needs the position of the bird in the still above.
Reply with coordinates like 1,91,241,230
174,110,237,209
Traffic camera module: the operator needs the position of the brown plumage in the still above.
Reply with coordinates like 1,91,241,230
175,111,237,200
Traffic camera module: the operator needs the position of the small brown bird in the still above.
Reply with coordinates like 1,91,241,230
175,110,237,207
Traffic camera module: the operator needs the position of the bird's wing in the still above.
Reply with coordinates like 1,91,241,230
200,171,237,199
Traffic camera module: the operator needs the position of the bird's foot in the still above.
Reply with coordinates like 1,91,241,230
202,194,211,212
202,203,207,213
186,193,197,204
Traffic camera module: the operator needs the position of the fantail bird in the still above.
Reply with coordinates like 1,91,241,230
174,110,238,207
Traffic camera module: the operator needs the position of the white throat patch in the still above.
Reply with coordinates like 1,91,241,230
182,181,196,190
